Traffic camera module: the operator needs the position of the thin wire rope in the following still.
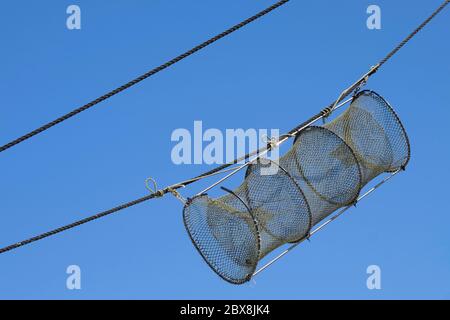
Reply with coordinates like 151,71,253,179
379,0,449,67
0,1,448,255
196,98,351,196
0,194,157,255
0,0,290,154
252,170,401,277
147,165,248,191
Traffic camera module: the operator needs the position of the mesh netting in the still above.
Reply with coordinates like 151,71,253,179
183,161,311,284
183,90,410,284
282,126,362,226
324,90,410,184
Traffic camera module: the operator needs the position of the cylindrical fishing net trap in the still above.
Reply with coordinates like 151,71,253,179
1,2,447,287
183,90,410,284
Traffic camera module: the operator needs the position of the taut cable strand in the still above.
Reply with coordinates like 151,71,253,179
0,194,157,255
0,1,448,255
379,0,449,67
0,0,290,154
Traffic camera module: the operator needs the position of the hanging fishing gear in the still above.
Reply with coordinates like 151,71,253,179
183,90,410,284
0,1,448,284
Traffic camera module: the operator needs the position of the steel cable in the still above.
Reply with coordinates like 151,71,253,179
0,0,290,153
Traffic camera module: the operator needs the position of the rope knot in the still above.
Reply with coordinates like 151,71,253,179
145,177,165,198
321,106,334,124
154,190,165,198
145,178,186,203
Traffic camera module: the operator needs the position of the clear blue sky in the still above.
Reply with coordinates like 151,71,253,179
0,0,449,299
